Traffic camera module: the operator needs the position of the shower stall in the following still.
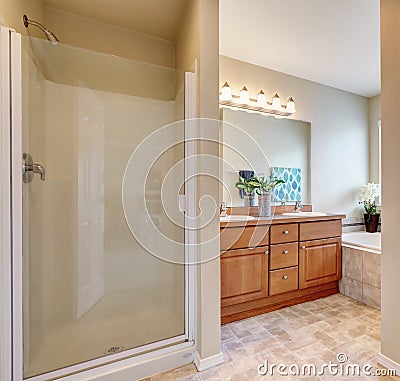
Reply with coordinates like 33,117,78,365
0,25,196,381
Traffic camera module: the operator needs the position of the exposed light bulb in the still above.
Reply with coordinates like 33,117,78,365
271,93,282,110
286,97,296,113
256,89,268,107
239,86,250,104
220,82,232,101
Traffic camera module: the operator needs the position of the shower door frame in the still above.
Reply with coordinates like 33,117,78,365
0,27,197,381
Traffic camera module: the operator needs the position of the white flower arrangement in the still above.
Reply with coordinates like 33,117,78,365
359,183,380,214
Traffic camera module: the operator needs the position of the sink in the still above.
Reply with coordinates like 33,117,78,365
220,215,256,222
281,211,328,217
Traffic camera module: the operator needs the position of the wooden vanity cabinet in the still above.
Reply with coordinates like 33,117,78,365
220,216,343,324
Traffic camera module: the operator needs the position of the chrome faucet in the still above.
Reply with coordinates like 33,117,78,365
294,201,303,212
220,202,228,217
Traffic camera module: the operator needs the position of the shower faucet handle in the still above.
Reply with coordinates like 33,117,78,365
23,153,46,183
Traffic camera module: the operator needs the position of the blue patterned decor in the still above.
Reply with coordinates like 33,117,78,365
271,167,301,202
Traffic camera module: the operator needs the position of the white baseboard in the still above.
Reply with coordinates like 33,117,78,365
194,351,224,372
378,353,400,376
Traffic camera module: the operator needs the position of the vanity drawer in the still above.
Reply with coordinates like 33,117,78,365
269,242,298,270
270,223,298,244
220,225,270,251
299,220,341,241
269,266,298,296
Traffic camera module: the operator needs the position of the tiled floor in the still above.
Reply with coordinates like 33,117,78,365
145,294,400,380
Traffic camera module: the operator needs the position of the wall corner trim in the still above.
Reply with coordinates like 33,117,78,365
378,353,400,376
194,351,224,372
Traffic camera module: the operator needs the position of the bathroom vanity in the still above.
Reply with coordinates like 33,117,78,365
220,213,345,324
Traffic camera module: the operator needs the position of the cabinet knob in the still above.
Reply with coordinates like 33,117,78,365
283,250,289,254
283,230,289,235
265,250,269,255
301,246,306,250
283,275,288,280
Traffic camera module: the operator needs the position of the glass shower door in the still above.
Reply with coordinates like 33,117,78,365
21,36,188,379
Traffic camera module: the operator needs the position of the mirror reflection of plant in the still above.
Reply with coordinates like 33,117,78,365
235,176,258,195
249,176,285,195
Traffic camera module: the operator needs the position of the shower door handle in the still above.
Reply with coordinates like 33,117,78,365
23,153,46,183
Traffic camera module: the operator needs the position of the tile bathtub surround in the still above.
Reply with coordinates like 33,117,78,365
340,246,381,310
342,217,365,233
145,295,399,381
341,217,382,233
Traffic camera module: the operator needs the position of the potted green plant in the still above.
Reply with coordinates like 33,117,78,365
359,183,380,233
235,176,258,206
251,176,285,217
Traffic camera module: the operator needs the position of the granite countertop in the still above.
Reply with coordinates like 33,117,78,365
220,213,347,227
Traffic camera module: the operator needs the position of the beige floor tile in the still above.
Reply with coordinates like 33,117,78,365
150,294,387,381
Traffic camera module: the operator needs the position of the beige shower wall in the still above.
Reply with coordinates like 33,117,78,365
38,79,185,310
44,7,175,69
23,73,186,373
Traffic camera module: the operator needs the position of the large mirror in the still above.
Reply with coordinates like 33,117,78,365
221,108,311,206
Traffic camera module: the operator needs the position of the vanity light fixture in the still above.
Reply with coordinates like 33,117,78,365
256,89,268,107
239,86,250,104
219,83,296,117
286,97,296,114
220,82,233,101
271,93,282,111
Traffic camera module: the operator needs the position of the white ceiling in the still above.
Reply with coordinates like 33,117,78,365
220,0,381,98
44,0,186,41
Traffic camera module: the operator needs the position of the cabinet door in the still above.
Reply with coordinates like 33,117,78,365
221,246,269,307
299,238,341,289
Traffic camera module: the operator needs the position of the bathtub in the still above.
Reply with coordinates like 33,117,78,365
342,231,381,253
340,232,381,309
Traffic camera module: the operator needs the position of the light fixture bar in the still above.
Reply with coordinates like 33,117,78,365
219,94,294,117
219,84,296,118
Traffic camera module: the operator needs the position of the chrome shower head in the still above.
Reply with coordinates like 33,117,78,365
23,14,60,44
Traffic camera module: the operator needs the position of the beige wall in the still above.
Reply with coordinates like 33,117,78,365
45,7,175,68
368,95,381,183
197,0,221,363
381,0,400,367
175,0,199,74
220,56,369,218
176,0,222,364
0,0,44,37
